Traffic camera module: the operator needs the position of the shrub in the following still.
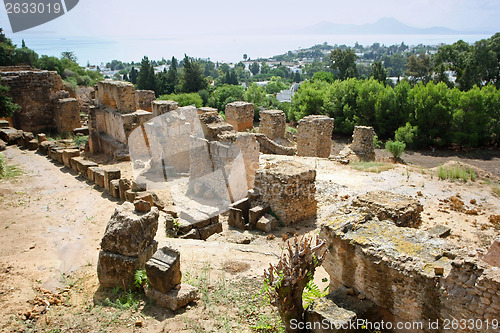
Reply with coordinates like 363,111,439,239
385,140,406,158
159,93,203,107
395,122,418,145
0,153,6,178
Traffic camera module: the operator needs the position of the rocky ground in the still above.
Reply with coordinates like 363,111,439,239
0,145,499,332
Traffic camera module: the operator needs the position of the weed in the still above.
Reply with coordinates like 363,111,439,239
385,140,406,158
134,269,148,288
104,289,140,310
302,278,329,308
438,164,476,182
0,153,23,180
286,127,297,135
73,135,88,148
351,161,394,173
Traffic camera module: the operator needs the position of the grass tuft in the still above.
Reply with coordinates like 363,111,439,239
351,161,394,173
437,164,476,182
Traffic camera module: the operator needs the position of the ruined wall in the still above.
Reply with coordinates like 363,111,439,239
0,68,71,133
254,160,317,225
297,115,334,158
135,90,155,112
259,110,286,140
321,211,500,332
55,98,81,134
225,101,254,131
350,126,376,161
152,100,179,116
96,80,136,113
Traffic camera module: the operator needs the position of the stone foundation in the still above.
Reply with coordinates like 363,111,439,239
254,160,317,225
259,110,286,140
55,98,81,134
321,210,500,332
95,80,136,113
225,101,254,131
297,115,334,158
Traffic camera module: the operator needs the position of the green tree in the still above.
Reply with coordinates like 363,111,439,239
14,46,38,66
129,66,138,84
159,92,203,107
371,60,387,84
312,71,335,83
265,76,288,94
329,48,358,80
0,75,20,117
290,80,329,121
406,53,433,85
181,55,208,93
165,56,178,94
260,62,270,74
0,28,15,65
249,61,260,75
208,84,245,111
293,71,301,83
244,83,267,107
137,56,156,91
61,51,77,63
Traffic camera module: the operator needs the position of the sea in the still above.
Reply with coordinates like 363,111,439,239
10,33,494,66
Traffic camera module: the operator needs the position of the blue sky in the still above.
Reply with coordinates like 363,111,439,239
1,0,499,39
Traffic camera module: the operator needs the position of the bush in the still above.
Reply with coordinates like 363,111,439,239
395,122,418,145
159,93,203,107
385,140,406,158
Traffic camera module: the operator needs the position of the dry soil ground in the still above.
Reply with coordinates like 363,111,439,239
0,145,499,332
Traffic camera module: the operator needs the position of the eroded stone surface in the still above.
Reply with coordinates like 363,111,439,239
225,101,254,132
297,115,334,158
144,284,199,311
145,246,182,294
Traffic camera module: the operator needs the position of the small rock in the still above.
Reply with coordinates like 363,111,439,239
134,199,152,213
346,288,355,296
135,319,143,327
358,294,366,300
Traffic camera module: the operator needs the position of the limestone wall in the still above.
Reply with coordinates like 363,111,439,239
259,110,286,140
152,100,179,116
135,90,155,112
0,68,71,133
225,101,254,131
254,160,317,225
321,211,500,332
96,80,136,113
297,115,334,158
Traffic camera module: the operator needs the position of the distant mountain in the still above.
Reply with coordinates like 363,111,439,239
299,17,465,35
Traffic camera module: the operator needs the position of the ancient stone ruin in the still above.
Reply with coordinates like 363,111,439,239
97,202,159,289
89,80,155,160
0,67,80,133
297,115,334,158
224,101,254,131
350,125,376,161
144,246,199,311
135,90,155,112
259,109,286,140
254,160,317,225
152,100,179,116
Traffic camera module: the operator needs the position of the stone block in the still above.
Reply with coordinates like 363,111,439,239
259,110,286,140
254,160,317,225
134,199,152,213
145,246,182,294
54,148,64,164
72,158,98,176
179,209,211,229
152,100,179,116
297,115,334,158
351,191,423,228
62,149,80,168
135,90,155,112
144,284,199,311
482,237,500,267
37,133,47,143
27,139,38,150
96,80,136,113
228,208,246,230
73,127,89,136
256,214,279,233
38,141,55,155
104,168,121,191
249,204,271,229
97,241,157,289
110,179,120,199
0,120,9,128
0,139,5,151
55,98,80,134
225,101,254,131
0,128,22,145
125,189,137,202
100,203,159,257
93,168,106,188
199,222,223,240
180,228,201,240
119,178,131,201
